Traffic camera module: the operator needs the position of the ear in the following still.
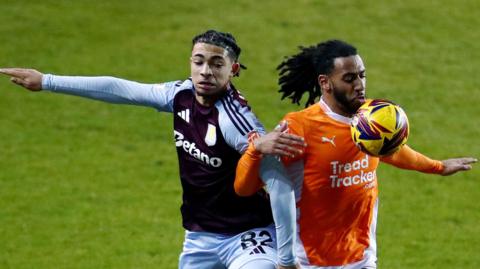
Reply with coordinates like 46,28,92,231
318,74,330,93
231,62,240,77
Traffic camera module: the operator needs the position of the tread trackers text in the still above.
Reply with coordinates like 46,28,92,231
329,155,376,188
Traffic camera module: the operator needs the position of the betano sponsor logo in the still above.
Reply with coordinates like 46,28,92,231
174,130,222,167
329,155,376,188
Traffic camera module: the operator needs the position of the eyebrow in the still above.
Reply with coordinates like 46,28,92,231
192,54,226,61
342,69,366,76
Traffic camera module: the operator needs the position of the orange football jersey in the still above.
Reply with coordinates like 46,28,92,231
234,99,443,267
282,101,379,266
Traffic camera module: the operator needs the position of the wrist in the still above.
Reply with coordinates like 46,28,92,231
247,142,263,159
433,160,445,174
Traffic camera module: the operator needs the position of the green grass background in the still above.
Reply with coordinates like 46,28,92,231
0,0,479,268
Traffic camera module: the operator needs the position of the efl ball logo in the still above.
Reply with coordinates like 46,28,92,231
350,99,409,157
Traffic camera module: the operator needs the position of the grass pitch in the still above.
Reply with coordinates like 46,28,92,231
1,1,479,268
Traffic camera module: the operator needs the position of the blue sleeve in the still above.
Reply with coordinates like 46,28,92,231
217,96,265,153
42,74,183,112
260,156,297,266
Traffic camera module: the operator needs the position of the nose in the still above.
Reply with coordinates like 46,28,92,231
200,64,212,77
353,76,365,92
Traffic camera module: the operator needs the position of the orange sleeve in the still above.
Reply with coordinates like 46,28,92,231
380,144,444,174
234,143,265,196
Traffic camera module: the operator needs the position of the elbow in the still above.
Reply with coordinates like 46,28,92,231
234,178,263,197
234,182,257,197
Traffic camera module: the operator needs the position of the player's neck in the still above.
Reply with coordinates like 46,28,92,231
195,95,213,107
322,96,353,118
194,92,225,107
194,84,230,107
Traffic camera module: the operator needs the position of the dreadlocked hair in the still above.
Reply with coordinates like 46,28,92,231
277,40,357,107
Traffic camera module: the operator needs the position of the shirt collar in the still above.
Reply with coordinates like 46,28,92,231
319,97,352,125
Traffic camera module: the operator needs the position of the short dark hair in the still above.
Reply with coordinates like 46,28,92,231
277,40,357,106
192,30,246,76
192,30,242,61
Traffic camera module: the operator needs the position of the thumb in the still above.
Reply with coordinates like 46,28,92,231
461,164,472,171
274,120,289,133
11,77,25,86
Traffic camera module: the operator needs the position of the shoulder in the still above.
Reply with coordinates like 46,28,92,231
283,108,307,127
216,88,265,153
155,79,193,94
285,103,326,123
150,79,194,112
216,88,265,136
282,105,324,137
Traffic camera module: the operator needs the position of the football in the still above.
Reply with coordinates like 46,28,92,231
350,99,409,157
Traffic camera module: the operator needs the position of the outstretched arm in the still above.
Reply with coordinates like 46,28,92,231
0,68,178,111
381,144,477,176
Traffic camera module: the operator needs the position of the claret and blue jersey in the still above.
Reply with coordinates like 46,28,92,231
168,79,272,234
42,75,273,235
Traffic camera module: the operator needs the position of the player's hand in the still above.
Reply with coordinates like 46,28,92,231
0,68,43,91
253,121,306,157
440,157,477,176
277,264,301,269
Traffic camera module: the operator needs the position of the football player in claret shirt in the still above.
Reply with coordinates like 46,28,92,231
0,30,304,269
234,40,476,269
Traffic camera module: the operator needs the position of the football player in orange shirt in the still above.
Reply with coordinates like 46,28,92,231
234,40,476,268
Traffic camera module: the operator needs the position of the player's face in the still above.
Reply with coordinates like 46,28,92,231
327,55,366,115
191,43,239,106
